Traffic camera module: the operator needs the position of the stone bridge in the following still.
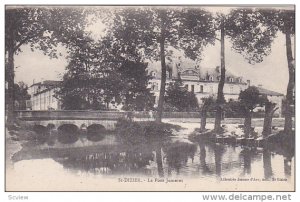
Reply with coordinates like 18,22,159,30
15,110,128,131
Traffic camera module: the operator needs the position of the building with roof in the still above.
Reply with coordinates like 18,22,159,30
27,62,284,117
254,85,284,116
147,62,284,116
148,62,248,104
28,80,62,110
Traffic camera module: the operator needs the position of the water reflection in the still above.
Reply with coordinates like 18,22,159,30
213,144,224,177
57,124,79,144
199,141,212,175
55,149,155,175
240,147,253,175
156,147,164,177
164,142,197,176
263,148,273,179
12,132,294,181
284,157,292,178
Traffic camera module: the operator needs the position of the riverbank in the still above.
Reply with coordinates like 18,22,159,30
6,128,23,169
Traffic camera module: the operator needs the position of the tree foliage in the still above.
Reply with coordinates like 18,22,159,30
165,80,198,112
13,82,31,110
225,9,277,64
5,6,90,123
5,7,90,56
109,7,216,122
57,37,154,111
239,86,267,137
239,86,266,112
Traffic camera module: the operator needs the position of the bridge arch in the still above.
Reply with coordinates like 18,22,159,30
32,124,47,134
86,124,106,142
32,125,49,143
87,124,106,134
57,124,79,144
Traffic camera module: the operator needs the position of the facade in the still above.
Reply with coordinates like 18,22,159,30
147,62,284,116
28,80,62,110
148,63,248,105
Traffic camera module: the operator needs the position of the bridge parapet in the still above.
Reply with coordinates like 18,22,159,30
15,110,128,130
16,110,127,121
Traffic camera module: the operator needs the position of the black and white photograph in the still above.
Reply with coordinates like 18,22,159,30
5,4,295,191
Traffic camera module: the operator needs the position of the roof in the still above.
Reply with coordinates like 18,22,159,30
199,67,243,83
30,80,62,87
148,61,246,84
256,86,284,96
31,80,62,96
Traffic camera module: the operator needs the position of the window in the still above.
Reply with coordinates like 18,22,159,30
230,86,234,93
200,85,204,93
191,85,194,93
209,76,214,81
185,84,188,90
209,86,213,93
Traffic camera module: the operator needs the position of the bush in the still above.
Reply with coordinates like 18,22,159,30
115,118,182,144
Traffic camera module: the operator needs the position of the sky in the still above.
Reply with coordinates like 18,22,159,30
14,6,294,94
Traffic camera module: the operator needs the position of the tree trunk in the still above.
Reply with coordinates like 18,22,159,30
262,102,278,138
156,147,164,177
156,15,167,123
283,29,294,135
244,111,252,138
6,45,15,125
200,108,207,131
214,22,226,133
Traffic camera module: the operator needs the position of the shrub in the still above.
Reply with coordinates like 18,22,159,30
115,118,182,144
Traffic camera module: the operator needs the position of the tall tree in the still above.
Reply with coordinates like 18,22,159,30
117,60,154,111
110,8,178,122
5,6,89,123
239,86,266,138
260,9,295,135
236,8,295,135
57,39,121,110
212,9,276,132
110,7,215,122
57,37,154,111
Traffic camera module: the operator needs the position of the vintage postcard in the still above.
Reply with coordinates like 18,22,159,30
5,5,295,191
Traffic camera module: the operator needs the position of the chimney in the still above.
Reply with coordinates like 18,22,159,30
216,66,220,73
247,80,251,87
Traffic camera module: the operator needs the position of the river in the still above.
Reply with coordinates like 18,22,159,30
6,121,294,191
